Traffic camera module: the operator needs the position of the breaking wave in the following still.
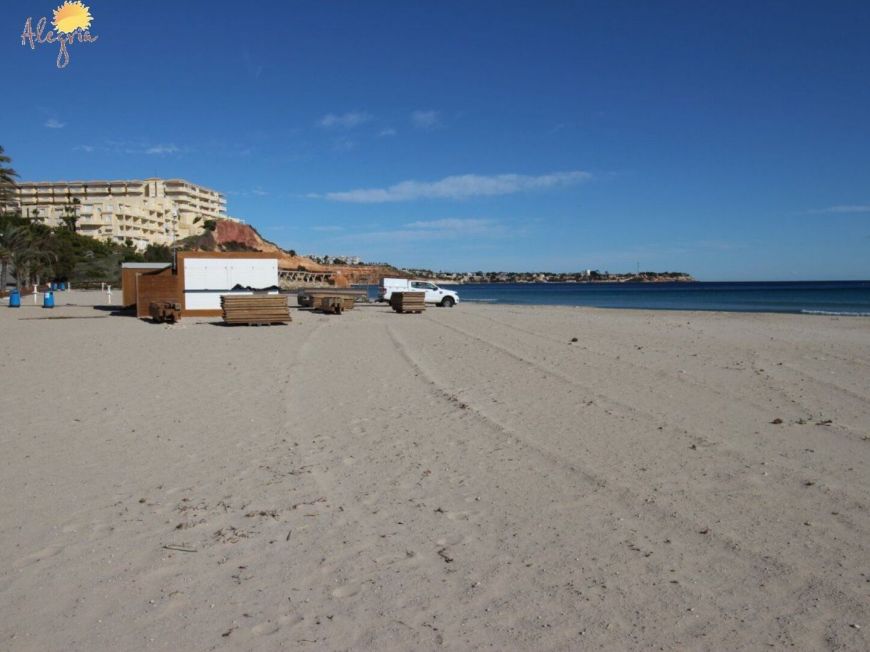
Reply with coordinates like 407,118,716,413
800,309,870,317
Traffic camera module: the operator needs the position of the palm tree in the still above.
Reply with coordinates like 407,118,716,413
0,228,12,291
61,197,81,232
0,146,19,216
2,225,55,290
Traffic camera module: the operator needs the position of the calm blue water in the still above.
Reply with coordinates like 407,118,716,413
366,281,870,315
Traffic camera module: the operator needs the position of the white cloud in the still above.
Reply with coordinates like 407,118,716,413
339,218,506,243
44,118,65,129
411,110,441,129
226,187,272,198
311,225,345,232
404,218,496,232
378,127,397,137
318,112,372,128
71,139,189,156
810,204,870,214
145,144,180,155
318,170,591,203
331,137,356,152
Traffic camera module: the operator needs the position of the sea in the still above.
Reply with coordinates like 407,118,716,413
369,281,870,316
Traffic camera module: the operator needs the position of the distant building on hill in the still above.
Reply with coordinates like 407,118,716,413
13,178,241,250
306,254,362,265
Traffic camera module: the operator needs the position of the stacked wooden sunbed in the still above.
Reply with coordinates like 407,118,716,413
319,296,356,314
221,294,291,325
390,291,426,314
297,288,366,308
148,301,181,323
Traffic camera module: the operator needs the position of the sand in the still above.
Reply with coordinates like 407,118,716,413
0,290,868,650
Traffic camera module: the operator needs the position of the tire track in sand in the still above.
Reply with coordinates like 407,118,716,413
386,323,870,626
421,312,870,513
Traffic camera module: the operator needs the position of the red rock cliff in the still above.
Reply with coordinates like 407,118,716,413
180,219,404,284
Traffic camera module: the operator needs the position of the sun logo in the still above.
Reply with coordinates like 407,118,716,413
20,0,98,68
52,1,92,33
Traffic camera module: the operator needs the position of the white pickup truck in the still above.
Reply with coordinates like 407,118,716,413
378,278,459,307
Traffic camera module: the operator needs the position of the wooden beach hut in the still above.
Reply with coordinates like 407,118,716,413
126,252,282,319
121,262,171,308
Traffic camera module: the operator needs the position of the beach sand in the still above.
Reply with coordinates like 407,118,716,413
1,291,868,650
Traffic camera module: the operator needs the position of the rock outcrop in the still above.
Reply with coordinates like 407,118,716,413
178,219,404,285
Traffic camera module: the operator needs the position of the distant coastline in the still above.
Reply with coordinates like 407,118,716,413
401,270,695,284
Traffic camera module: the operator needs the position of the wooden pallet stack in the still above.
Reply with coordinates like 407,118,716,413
149,301,181,323
319,296,356,314
298,289,365,308
221,294,291,325
390,291,426,314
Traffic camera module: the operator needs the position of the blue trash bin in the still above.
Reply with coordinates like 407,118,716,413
43,290,54,309
50,282,57,291
59,282,66,291
9,290,21,308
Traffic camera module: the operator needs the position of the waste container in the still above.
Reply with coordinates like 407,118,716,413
9,290,20,308
43,290,54,309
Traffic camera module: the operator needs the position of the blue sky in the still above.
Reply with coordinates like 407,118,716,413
4,0,870,279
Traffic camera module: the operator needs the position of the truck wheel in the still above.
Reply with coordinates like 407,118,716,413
440,297,455,308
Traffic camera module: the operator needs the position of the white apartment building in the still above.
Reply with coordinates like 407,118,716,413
14,178,238,250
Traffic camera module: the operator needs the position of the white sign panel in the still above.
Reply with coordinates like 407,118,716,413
183,258,278,290
183,258,278,310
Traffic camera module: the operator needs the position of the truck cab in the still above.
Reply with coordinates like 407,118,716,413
378,278,459,307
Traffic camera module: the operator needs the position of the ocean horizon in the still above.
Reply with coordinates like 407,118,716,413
364,280,870,316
